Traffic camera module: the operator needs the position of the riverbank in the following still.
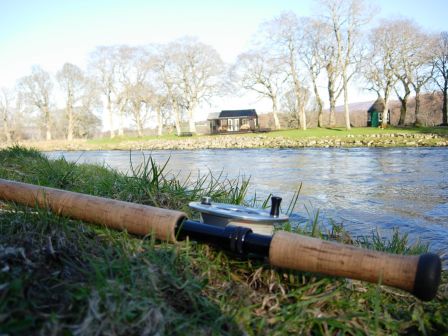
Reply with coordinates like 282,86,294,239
0,146,447,335
3,127,448,151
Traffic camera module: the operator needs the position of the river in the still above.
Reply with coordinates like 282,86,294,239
48,147,448,264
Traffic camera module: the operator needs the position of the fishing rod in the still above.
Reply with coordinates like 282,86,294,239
0,178,441,301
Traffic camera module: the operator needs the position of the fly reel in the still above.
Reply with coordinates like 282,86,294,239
189,196,289,235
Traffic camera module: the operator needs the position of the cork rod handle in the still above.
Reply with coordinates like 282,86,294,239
269,231,441,301
0,179,186,242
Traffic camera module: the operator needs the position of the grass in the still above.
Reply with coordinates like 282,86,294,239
85,126,448,146
87,133,189,145
0,146,447,335
259,126,448,139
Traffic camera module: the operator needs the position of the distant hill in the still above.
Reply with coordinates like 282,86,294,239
322,93,443,127
331,101,376,114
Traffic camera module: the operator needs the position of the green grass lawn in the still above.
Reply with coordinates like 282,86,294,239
86,126,448,146
255,126,448,139
87,133,189,145
0,146,447,335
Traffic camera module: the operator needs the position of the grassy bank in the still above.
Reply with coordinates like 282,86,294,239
1,126,447,152
0,146,447,335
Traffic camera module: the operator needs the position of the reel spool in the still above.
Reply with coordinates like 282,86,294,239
189,196,289,235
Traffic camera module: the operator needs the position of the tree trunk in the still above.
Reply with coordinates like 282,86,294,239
188,101,197,133
299,103,307,131
67,105,74,141
188,113,196,133
136,116,143,137
312,79,323,128
66,93,74,141
290,51,306,130
329,93,336,128
132,102,144,137
398,97,407,126
272,96,280,130
443,83,448,125
397,83,411,126
328,77,336,128
326,61,337,128
107,94,115,139
2,111,11,143
43,105,52,140
156,106,163,136
173,103,181,136
343,72,350,130
414,89,422,126
382,98,389,128
118,103,125,136
174,111,181,136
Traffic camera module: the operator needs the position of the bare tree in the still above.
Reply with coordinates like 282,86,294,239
0,87,14,143
114,45,154,137
324,45,343,127
264,12,308,130
56,63,87,140
145,92,168,136
115,93,128,136
318,0,372,129
125,83,152,136
282,86,311,128
114,46,132,136
300,17,329,127
173,37,225,133
153,45,184,136
304,15,343,128
411,58,435,126
88,46,119,138
74,80,102,138
364,20,401,128
391,20,435,125
17,65,53,140
233,50,286,129
392,19,421,125
433,32,448,125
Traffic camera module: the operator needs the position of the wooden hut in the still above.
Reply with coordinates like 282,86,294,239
208,109,259,134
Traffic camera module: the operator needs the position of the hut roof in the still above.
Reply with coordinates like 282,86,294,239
368,97,385,113
218,109,257,119
207,112,220,120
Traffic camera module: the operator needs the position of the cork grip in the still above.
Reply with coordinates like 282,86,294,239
269,231,441,301
0,179,186,242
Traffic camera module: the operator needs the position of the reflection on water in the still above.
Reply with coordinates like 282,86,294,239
48,148,448,264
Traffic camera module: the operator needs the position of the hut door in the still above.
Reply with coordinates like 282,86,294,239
229,119,239,132
371,111,379,127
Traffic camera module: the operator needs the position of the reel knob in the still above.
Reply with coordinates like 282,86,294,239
201,196,212,205
270,196,282,217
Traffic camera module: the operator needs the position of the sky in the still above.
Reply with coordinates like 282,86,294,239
0,0,447,124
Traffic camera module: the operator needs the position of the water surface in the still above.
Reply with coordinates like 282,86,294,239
48,147,448,263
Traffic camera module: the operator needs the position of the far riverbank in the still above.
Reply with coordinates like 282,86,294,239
2,127,447,151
